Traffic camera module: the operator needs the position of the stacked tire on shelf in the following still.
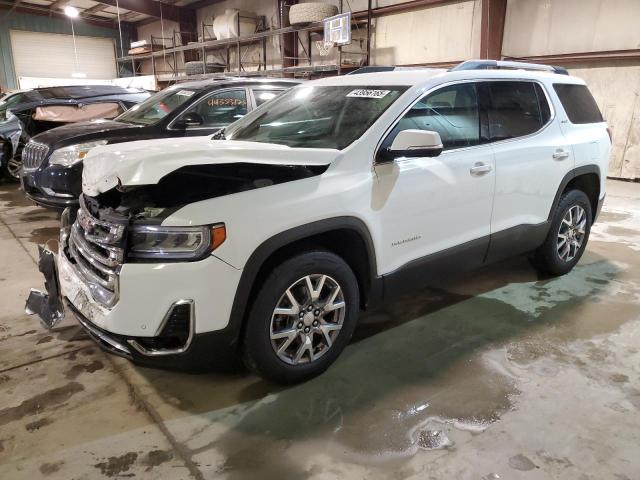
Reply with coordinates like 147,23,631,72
288,2,339,25
185,61,226,76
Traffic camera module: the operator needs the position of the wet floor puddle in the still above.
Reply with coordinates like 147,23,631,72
133,250,640,478
2,182,638,478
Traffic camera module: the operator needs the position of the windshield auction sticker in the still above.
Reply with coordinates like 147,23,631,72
176,90,195,97
346,89,391,99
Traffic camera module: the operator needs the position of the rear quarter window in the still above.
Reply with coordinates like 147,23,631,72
553,84,603,124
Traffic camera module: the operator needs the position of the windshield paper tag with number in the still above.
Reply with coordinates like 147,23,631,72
346,89,390,99
176,90,195,97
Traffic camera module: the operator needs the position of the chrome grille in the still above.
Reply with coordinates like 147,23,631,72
66,195,126,307
21,141,49,171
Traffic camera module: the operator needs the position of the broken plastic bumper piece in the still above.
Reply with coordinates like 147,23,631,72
25,246,65,329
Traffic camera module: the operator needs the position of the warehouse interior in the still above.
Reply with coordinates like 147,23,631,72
0,0,639,479
2,0,639,179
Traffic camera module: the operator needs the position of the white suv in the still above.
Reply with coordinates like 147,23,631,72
28,60,611,383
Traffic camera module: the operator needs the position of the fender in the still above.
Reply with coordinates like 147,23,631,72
224,216,380,345
548,164,601,222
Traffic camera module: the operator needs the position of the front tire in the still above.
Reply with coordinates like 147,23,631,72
242,250,359,384
1,141,23,183
532,189,592,276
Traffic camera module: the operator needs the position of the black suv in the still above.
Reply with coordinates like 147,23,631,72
0,85,150,182
20,78,300,209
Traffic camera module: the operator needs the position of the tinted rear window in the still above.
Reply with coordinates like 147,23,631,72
553,84,603,124
487,81,548,141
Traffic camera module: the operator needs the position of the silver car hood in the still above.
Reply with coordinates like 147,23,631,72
82,136,340,196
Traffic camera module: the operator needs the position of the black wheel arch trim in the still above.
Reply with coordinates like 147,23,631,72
548,164,601,222
226,216,379,345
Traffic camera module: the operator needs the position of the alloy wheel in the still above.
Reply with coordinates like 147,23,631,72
7,154,22,180
557,205,586,262
269,274,346,365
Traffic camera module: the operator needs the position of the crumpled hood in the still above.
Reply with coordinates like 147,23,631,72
82,136,340,196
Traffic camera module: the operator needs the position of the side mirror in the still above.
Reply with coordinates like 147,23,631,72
174,112,204,129
379,129,443,162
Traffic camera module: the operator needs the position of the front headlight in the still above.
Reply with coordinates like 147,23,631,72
129,224,226,261
49,140,108,167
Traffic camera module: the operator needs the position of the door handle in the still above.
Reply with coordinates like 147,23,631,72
552,149,570,160
470,162,492,176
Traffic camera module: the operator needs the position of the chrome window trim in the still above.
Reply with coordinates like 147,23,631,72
373,78,556,164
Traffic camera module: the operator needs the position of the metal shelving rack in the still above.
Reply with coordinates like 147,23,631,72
117,1,371,85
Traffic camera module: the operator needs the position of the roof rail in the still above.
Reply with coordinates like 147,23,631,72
346,66,397,75
450,59,569,75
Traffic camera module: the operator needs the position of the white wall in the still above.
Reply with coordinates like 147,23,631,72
502,0,640,179
136,20,185,76
568,61,640,180
372,0,481,65
503,0,640,57
11,30,117,80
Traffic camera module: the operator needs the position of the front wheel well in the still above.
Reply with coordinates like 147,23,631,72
245,228,375,317
563,172,600,220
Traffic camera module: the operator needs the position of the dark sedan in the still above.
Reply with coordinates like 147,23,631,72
20,77,300,209
0,85,150,182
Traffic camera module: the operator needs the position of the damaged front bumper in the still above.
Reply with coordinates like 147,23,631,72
25,211,244,370
25,246,65,329
24,242,132,358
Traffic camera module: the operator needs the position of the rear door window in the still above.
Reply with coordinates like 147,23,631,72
553,83,603,124
252,89,282,107
182,89,248,128
486,81,548,141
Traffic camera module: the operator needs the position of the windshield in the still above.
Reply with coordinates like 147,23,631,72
116,87,200,125
0,93,25,121
226,85,408,149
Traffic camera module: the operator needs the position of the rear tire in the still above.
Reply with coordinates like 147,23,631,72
242,250,359,384
532,189,592,276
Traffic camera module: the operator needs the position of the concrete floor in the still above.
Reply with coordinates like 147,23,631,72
0,180,639,480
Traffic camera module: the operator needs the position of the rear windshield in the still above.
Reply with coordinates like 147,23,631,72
227,85,408,149
553,84,603,124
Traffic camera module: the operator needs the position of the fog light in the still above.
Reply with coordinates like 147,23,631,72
128,300,194,355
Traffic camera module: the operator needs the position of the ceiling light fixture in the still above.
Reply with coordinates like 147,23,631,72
64,5,80,18
65,5,83,80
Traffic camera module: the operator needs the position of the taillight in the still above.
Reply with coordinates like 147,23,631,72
607,127,613,143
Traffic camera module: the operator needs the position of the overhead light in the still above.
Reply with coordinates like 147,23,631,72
64,6,80,18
